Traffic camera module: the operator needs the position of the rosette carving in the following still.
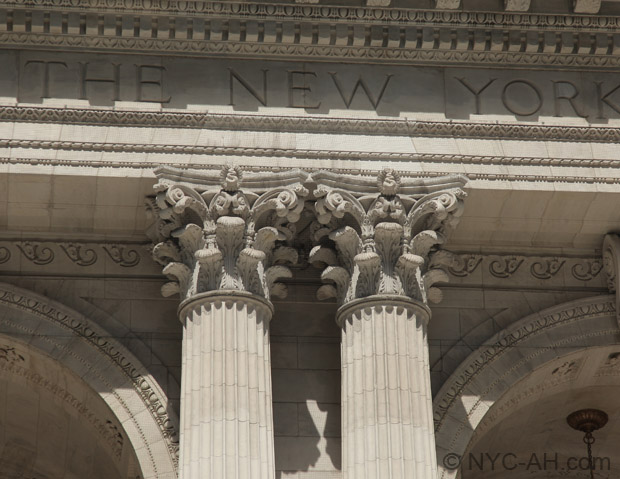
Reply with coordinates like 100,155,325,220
309,169,467,307
148,166,309,302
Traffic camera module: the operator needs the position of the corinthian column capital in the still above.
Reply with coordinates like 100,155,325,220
308,169,467,313
146,166,310,302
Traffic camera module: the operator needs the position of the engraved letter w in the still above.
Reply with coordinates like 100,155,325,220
329,73,393,110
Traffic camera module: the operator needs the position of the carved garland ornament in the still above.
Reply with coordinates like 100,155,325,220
148,166,467,310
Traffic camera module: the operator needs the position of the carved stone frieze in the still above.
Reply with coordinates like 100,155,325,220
603,234,620,326
433,252,607,290
60,243,98,267
572,259,604,281
148,166,308,301
17,242,54,265
530,258,566,279
489,255,525,278
0,240,151,273
6,106,620,146
308,169,467,309
102,244,141,267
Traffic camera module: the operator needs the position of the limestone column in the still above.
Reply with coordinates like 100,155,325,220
147,166,309,479
310,169,467,479
178,291,274,479
338,296,435,479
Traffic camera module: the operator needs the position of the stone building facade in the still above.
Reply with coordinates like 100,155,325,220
1,1,620,479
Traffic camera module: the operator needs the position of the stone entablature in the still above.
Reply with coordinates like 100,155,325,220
12,51,620,122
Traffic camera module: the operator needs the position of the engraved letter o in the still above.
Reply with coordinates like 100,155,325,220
501,79,543,117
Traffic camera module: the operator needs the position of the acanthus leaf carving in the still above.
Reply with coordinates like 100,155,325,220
150,166,467,307
309,169,468,308
149,166,310,302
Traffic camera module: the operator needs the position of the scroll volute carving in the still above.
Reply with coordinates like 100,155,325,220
147,166,309,301
309,169,467,308
603,234,620,326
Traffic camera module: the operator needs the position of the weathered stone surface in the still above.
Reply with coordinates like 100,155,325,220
1,2,620,479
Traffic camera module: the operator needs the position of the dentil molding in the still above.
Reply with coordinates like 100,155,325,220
3,2,620,68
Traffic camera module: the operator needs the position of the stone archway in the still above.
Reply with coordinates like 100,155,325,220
433,295,618,479
0,282,179,479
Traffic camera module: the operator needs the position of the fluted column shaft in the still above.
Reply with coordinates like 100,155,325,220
338,296,436,479
178,291,275,479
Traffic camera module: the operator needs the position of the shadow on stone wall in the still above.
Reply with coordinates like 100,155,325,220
271,274,342,479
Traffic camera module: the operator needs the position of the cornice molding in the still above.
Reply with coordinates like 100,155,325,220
2,156,619,186
6,138,620,170
2,32,619,69
2,3,620,68
3,106,620,143
4,1,620,27
3,156,620,186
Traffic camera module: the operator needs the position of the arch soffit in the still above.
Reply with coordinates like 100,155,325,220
432,294,617,479
0,282,179,479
